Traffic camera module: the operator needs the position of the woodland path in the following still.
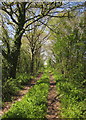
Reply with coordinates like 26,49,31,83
0,73,43,116
1,72,61,119
46,73,61,119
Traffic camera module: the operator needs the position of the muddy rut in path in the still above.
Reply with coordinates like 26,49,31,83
46,74,61,119
0,73,43,116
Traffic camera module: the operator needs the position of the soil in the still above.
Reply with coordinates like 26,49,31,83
0,73,43,116
46,74,61,119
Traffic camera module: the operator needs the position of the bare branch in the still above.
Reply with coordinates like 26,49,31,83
2,7,18,25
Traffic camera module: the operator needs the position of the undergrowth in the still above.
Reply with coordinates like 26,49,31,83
54,71,86,118
2,73,31,102
2,73,50,119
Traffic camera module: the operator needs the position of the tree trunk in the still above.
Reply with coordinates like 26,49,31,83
2,28,23,79
7,47,21,79
9,32,23,78
9,61,17,79
30,53,34,75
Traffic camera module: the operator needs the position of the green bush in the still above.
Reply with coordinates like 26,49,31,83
16,74,31,86
3,78,19,101
3,74,31,101
54,72,86,118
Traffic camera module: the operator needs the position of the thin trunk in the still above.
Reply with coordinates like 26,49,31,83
30,53,34,75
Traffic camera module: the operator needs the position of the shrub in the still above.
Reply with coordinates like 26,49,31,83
2,74,31,101
16,74,31,86
2,78,19,101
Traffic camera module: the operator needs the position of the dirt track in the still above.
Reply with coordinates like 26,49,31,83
46,74,61,119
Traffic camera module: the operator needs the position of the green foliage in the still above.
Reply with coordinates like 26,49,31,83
2,73,49,119
54,73,86,118
2,78,19,102
49,14,86,118
3,74,31,102
16,73,31,86
37,73,49,84
17,48,31,74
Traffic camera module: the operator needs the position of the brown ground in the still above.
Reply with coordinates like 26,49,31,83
46,74,61,119
0,73,43,116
